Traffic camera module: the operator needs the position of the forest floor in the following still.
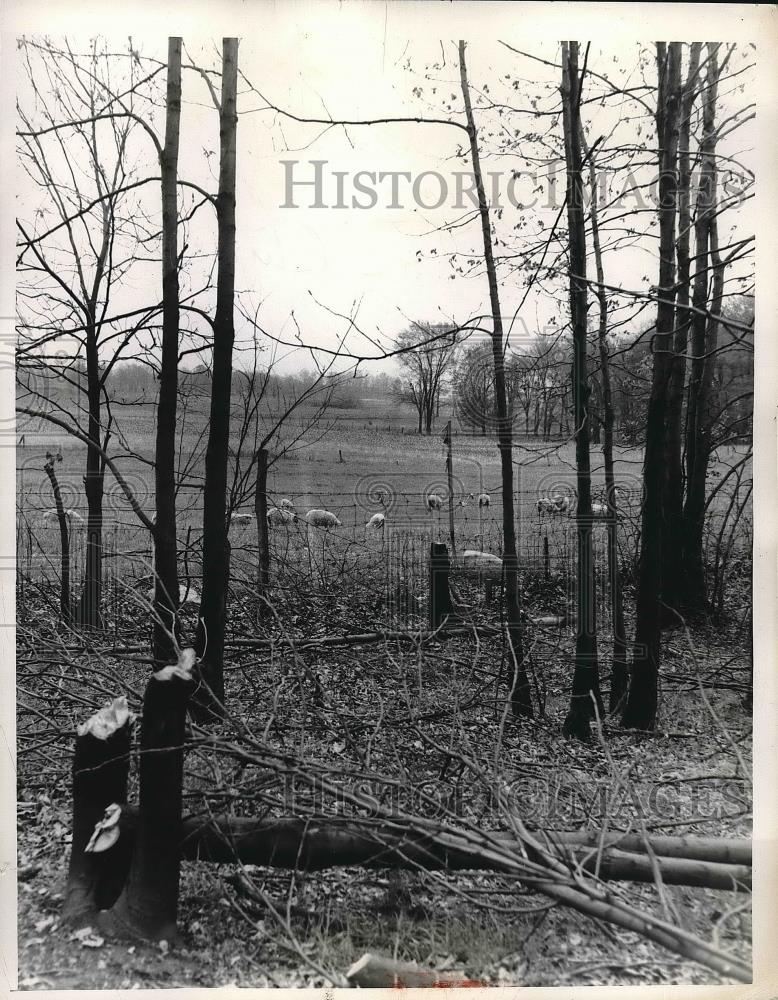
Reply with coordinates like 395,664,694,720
16,570,753,989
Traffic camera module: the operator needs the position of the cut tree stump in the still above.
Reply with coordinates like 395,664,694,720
98,654,195,942
62,696,134,926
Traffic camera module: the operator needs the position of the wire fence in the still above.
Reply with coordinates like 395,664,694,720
16,473,751,637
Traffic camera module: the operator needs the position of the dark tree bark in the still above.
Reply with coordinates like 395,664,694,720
76,328,105,629
100,662,194,941
153,37,182,665
444,420,456,557
682,44,721,612
429,542,454,628
195,38,239,716
255,446,270,598
458,40,532,718
580,126,628,715
43,453,71,625
62,698,133,925
622,43,683,731
560,42,603,740
662,44,702,618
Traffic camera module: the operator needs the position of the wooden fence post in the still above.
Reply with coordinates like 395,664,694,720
429,542,453,628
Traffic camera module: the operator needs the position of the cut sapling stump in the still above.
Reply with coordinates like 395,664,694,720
97,649,196,943
62,696,134,926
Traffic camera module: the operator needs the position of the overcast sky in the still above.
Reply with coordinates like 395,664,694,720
8,3,764,376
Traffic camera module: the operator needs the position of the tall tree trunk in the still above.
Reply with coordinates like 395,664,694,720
580,127,628,715
560,42,602,740
622,43,683,731
43,455,71,625
662,43,701,619
195,38,239,717
76,331,104,629
459,40,532,718
153,37,182,665
682,44,720,612
255,447,270,599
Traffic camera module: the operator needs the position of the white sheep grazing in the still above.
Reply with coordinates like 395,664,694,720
146,583,200,605
591,502,609,517
461,549,503,604
425,494,443,512
536,497,558,515
536,494,573,516
280,498,295,511
366,512,385,530
232,512,254,524
267,506,295,526
477,493,490,508
304,508,341,528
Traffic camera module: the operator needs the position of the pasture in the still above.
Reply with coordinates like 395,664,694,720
17,395,752,636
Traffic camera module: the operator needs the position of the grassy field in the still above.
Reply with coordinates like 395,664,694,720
17,395,751,608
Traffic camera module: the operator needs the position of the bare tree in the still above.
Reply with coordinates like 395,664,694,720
560,42,603,740
622,43,683,731
459,40,532,718
661,44,702,617
153,37,183,664
393,323,459,435
195,37,239,717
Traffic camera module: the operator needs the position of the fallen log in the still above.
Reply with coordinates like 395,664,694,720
541,830,751,866
346,952,484,988
103,811,751,892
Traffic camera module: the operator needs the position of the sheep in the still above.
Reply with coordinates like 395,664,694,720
304,508,341,529
280,498,296,511
591,502,609,517
460,549,503,604
366,512,385,530
146,583,200,605
536,494,574,516
462,549,503,582
425,493,443,512
44,508,83,524
232,512,254,525
266,506,295,526
477,492,490,508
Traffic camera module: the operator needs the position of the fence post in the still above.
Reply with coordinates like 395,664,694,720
429,542,453,628
544,535,550,580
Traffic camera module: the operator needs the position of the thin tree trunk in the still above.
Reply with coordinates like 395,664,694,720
458,40,532,717
444,420,456,557
662,43,701,618
43,456,71,625
685,210,724,608
76,334,104,629
622,43,682,730
581,126,628,715
682,44,720,612
195,38,239,717
560,42,602,740
255,446,270,598
153,37,182,665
